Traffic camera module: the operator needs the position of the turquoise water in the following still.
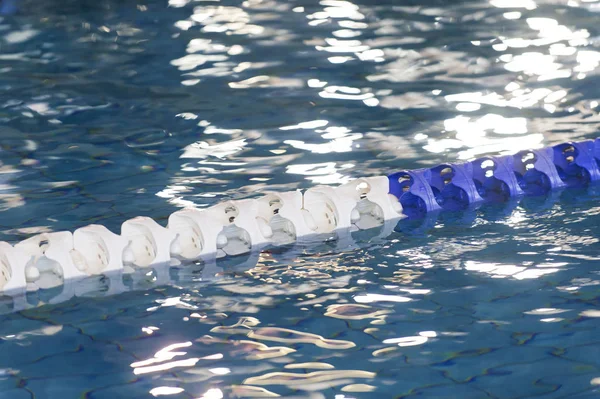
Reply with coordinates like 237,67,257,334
1,0,600,397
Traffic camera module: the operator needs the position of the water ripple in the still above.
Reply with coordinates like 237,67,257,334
2,0,600,397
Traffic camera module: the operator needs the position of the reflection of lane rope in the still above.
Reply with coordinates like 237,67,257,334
1,139,599,312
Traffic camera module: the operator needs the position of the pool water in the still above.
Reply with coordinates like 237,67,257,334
1,0,600,397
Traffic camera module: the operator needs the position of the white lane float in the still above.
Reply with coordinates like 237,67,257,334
0,178,403,304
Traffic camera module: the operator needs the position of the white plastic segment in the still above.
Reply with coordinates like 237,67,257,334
305,177,405,232
254,194,297,245
121,217,177,267
305,185,350,230
207,201,252,258
353,176,405,223
0,242,29,294
0,242,30,312
167,208,206,260
41,232,82,280
72,225,129,275
15,232,74,290
168,206,244,260
259,191,311,238
230,199,271,248
302,188,341,234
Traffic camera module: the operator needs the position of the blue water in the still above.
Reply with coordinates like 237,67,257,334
2,0,600,397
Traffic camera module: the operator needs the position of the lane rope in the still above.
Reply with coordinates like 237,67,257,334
1,139,598,312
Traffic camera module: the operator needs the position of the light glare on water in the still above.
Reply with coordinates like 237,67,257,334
1,0,600,397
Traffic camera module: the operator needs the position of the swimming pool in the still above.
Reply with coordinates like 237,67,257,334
1,0,600,397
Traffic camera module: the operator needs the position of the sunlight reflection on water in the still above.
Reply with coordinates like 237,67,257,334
1,0,600,219
1,0,600,397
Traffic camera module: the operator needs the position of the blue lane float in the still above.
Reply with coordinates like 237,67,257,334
388,139,600,211
430,162,484,209
552,141,600,185
1,138,600,312
388,169,442,216
471,155,524,201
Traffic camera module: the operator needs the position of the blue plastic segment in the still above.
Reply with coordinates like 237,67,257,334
388,169,442,216
387,139,600,218
471,155,524,201
552,141,600,185
594,138,600,165
429,163,483,210
511,148,566,195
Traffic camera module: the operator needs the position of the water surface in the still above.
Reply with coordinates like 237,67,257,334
1,0,600,397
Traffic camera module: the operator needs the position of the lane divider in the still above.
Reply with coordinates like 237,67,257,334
0,138,599,312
